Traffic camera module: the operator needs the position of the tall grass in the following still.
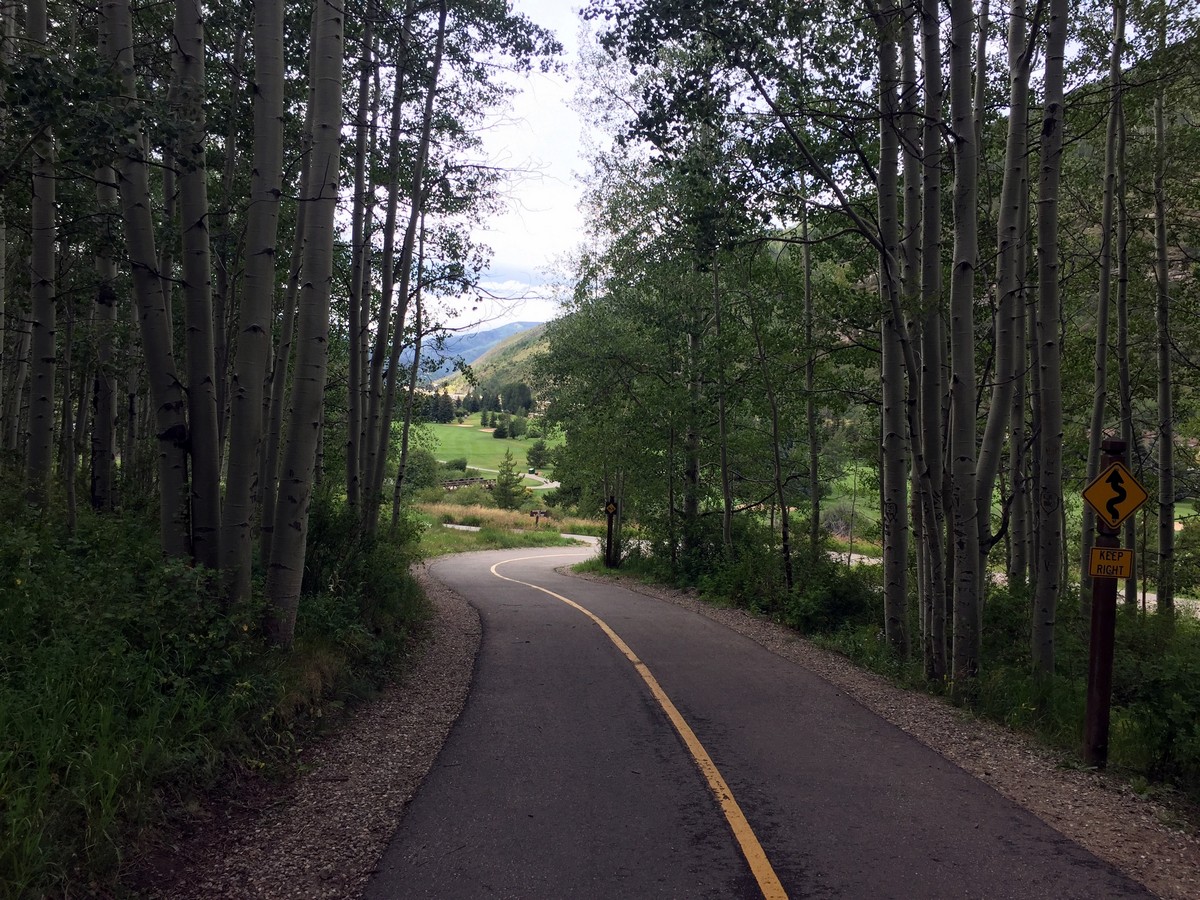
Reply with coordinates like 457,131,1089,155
417,502,604,536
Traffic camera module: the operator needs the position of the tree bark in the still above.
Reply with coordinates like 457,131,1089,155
212,28,247,465
25,0,56,507
978,0,1034,571
920,0,947,681
105,0,192,558
392,224,425,524
714,262,734,557
0,0,14,427
221,0,285,605
1033,0,1070,678
1079,0,1125,610
1008,188,1032,588
346,3,377,513
92,157,120,511
1117,94,1135,605
749,298,793,592
260,74,314,572
264,0,345,648
878,0,909,657
173,0,221,570
363,0,416,518
1153,2,1174,618
948,0,982,686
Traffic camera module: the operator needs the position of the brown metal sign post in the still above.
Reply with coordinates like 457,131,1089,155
604,496,618,569
1081,438,1146,767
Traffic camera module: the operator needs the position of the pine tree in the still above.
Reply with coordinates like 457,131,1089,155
492,449,523,509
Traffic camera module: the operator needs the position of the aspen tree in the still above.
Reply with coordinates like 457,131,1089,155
259,88,312,572
104,0,191,557
365,0,448,535
878,0,909,656
346,1,377,513
978,0,1036,578
363,0,416,519
919,0,947,679
1079,1,1126,610
25,0,56,507
1153,1,1175,618
264,0,345,647
92,79,120,511
221,0,285,604
0,0,13,421
1033,0,1070,677
173,0,221,569
948,0,982,683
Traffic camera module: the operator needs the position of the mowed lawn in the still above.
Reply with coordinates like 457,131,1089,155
429,415,562,472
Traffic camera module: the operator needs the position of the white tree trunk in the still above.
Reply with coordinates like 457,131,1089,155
221,0,285,604
948,0,981,685
173,0,220,569
1079,0,1126,610
1033,0,1070,677
1153,5,1174,617
264,0,345,647
105,0,192,557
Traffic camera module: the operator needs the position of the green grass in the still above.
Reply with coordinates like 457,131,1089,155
428,415,562,473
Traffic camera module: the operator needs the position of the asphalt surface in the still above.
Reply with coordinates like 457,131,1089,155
366,548,1152,899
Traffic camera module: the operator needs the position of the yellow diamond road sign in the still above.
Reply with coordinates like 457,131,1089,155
1082,461,1148,530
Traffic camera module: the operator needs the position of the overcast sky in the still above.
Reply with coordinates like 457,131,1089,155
443,1,589,331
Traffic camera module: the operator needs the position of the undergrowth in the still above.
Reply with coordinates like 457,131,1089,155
0,485,428,896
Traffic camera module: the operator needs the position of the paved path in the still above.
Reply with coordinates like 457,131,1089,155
438,460,560,491
367,548,1151,899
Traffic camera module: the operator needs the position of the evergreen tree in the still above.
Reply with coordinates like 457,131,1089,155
526,439,549,468
492,449,524,509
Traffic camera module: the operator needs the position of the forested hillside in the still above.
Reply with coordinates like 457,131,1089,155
421,320,543,379
440,321,547,394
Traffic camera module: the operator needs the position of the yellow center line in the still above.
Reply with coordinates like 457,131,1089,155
490,554,788,900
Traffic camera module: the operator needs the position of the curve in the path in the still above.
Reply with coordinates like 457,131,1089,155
367,549,1153,899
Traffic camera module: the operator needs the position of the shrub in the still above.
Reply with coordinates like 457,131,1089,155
445,485,495,507
784,556,881,634
1174,524,1200,594
0,485,428,896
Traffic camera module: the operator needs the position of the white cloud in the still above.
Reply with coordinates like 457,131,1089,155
453,1,587,329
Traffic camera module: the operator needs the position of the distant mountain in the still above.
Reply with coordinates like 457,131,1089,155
438,323,548,393
419,321,542,380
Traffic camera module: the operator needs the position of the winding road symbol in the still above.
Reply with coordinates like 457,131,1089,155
1083,462,1148,530
1104,469,1127,523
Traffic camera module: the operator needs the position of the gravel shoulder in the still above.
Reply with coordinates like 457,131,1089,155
136,564,481,900
139,561,1200,899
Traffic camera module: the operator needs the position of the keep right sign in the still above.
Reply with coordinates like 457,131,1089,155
1089,546,1134,580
